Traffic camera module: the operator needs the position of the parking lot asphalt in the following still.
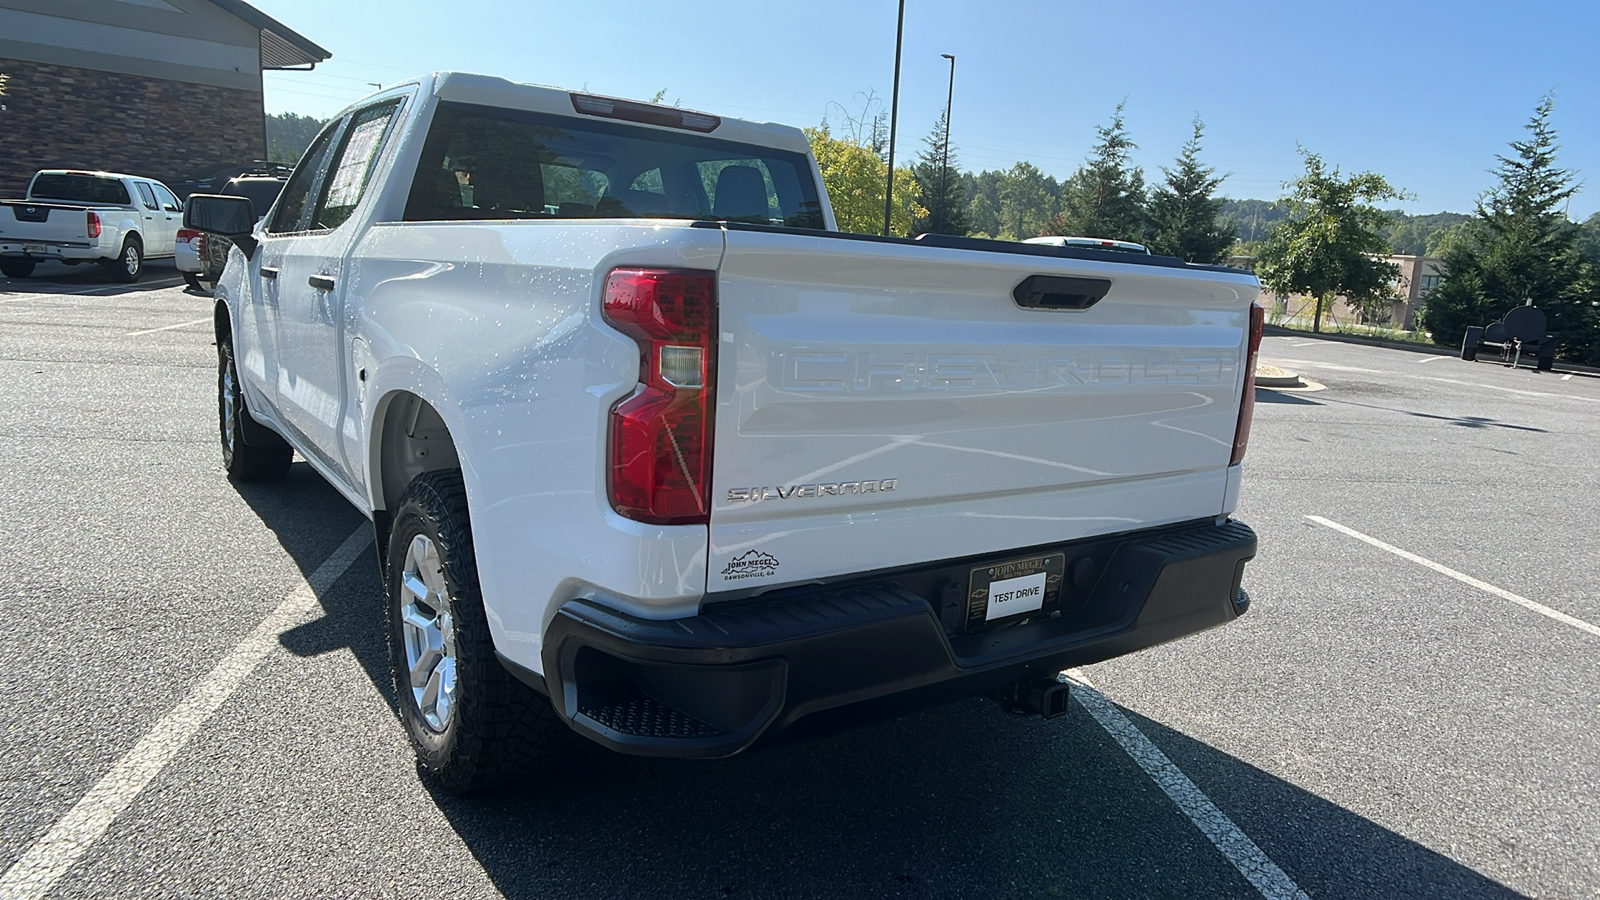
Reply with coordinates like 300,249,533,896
0,273,1596,899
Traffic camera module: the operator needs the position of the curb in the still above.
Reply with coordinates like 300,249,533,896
1255,372,1305,388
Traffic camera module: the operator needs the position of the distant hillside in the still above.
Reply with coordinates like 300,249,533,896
1220,198,1470,256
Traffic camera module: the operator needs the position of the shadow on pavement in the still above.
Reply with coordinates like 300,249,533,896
0,259,184,295
1124,709,1523,900
231,463,392,704
1310,394,1549,433
1256,387,1323,406
229,461,1522,899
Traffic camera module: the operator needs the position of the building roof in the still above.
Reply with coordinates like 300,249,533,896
209,0,330,69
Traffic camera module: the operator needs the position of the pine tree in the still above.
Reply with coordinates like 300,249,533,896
910,111,970,236
1420,95,1598,362
1145,119,1234,263
1053,102,1146,241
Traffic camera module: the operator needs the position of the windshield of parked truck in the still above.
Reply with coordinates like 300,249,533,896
29,174,132,206
402,101,825,228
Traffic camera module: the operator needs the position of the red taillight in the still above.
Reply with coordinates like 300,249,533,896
177,228,200,244
602,268,716,524
1230,300,1266,466
86,211,101,238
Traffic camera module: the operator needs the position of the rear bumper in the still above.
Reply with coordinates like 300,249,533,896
536,517,1257,758
0,240,102,262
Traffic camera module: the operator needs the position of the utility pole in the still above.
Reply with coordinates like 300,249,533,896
882,0,905,237
937,53,955,234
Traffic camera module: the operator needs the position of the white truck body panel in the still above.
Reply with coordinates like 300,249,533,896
202,72,1260,683
707,230,1256,593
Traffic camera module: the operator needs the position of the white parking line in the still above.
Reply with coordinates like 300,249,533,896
1564,373,1575,381
1306,515,1600,639
1291,341,1321,347
0,527,371,900
125,316,210,337
1416,355,1450,364
1064,670,1309,900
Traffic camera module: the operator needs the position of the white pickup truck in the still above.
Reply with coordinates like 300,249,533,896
0,170,183,281
185,72,1263,792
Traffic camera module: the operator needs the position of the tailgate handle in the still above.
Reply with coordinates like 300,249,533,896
1012,275,1111,311
259,266,279,280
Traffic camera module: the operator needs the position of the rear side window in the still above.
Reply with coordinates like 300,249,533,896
402,101,824,227
135,183,159,210
30,174,131,205
268,124,340,234
312,100,401,230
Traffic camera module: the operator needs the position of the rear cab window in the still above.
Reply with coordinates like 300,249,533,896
401,101,824,227
29,174,132,206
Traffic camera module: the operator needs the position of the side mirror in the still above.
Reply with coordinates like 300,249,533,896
183,194,258,255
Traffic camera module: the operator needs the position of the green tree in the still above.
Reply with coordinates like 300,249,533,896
967,192,999,238
265,112,327,164
910,111,970,236
1053,102,1146,241
1256,148,1405,332
1576,210,1600,265
997,161,1056,239
1145,118,1234,263
806,124,923,236
1419,96,1597,361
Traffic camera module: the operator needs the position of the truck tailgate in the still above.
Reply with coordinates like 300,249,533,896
707,229,1260,594
0,202,96,245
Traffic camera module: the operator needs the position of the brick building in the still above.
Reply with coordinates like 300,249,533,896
0,0,327,197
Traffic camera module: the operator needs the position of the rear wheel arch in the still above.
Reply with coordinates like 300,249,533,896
370,390,464,564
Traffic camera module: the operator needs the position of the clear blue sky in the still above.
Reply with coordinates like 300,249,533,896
255,0,1600,219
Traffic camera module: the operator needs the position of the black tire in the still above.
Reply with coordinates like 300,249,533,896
106,237,143,283
218,339,292,481
387,470,570,793
183,272,205,290
0,257,34,279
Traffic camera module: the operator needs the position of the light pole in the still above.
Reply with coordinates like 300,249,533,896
882,0,905,237
937,53,955,234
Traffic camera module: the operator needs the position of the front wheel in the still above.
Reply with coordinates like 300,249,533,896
0,257,34,279
106,238,143,283
218,340,291,481
387,470,571,793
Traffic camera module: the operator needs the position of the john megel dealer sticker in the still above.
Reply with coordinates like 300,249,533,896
721,550,779,581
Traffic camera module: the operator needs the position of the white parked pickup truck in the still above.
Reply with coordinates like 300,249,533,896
0,170,182,281
185,72,1263,792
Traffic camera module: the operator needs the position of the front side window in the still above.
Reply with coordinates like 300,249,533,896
268,124,340,235
312,100,401,231
153,184,181,212
402,101,824,228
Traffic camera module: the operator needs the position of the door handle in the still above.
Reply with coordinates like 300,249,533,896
308,274,336,291
259,266,279,280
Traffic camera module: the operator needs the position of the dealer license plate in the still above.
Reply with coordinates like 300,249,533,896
967,552,1066,627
